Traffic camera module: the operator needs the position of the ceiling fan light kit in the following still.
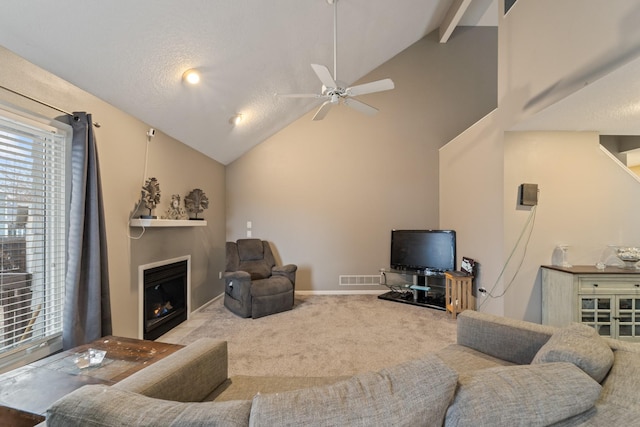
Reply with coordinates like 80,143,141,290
278,0,395,121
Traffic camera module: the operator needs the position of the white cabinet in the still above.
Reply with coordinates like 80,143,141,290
541,266,640,342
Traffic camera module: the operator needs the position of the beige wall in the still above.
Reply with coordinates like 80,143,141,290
226,27,497,292
439,110,504,316
0,46,226,339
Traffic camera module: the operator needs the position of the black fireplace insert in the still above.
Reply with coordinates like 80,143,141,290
143,260,188,340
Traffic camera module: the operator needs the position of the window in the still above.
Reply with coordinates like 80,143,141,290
0,104,70,373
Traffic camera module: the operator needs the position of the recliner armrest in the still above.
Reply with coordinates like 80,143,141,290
224,270,251,282
272,264,297,284
114,338,228,402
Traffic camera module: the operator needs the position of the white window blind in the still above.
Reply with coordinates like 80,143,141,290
0,106,69,372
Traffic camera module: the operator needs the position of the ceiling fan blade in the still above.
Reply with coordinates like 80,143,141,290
311,64,337,89
346,78,395,96
343,98,379,116
277,93,322,98
312,100,334,121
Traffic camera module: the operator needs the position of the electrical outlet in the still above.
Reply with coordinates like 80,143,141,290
478,287,487,297
218,271,222,279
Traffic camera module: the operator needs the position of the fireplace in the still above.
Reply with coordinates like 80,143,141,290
139,256,190,340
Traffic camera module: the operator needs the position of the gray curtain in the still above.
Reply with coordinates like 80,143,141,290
63,112,112,349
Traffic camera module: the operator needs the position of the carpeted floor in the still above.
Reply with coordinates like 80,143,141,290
157,294,457,377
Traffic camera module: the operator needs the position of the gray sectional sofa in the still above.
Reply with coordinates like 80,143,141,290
44,310,640,426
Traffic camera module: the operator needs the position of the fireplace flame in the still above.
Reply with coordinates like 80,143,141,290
152,301,174,318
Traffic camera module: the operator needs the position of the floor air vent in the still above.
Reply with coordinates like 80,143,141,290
339,275,381,286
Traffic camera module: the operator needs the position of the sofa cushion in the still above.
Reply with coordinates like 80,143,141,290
547,402,640,427
436,344,515,374
249,353,458,427
598,348,640,408
208,375,349,402
549,347,640,426
531,322,614,382
46,384,252,427
238,260,272,280
238,261,271,280
445,362,601,427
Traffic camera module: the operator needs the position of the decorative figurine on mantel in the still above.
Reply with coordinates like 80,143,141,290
162,194,188,220
140,177,161,219
184,188,209,220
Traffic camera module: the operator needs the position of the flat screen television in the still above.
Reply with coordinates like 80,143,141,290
390,229,456,273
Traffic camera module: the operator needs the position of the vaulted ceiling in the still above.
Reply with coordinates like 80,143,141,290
0,0,497,164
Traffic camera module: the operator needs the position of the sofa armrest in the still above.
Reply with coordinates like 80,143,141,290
45,385,252,427
456,311,555,365
113,338,228,402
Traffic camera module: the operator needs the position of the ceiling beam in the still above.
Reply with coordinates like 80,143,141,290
439,0,473,43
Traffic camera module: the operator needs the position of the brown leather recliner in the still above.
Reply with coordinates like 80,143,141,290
224,239,297,318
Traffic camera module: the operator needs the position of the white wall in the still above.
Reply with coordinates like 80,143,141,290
226,28,497,292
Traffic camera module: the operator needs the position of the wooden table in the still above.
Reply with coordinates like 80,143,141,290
445,272,475,319
0,336,183,422
0,405,46,427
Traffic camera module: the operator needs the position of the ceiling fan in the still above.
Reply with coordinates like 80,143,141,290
278,0,395,121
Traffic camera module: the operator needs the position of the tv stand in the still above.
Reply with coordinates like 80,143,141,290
378,268,446,311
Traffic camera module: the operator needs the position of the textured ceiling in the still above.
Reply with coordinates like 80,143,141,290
0,0,497,164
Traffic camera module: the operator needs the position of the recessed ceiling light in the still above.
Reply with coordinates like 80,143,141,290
182,69,200,85
229,114,243,125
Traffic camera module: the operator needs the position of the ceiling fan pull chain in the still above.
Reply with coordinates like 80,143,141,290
333,0,338,82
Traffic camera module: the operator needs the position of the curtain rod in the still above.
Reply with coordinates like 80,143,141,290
0,83,101,128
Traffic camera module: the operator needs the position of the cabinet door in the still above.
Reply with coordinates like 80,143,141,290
541,268,576,326
614,295,640,341
580,295,613,338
